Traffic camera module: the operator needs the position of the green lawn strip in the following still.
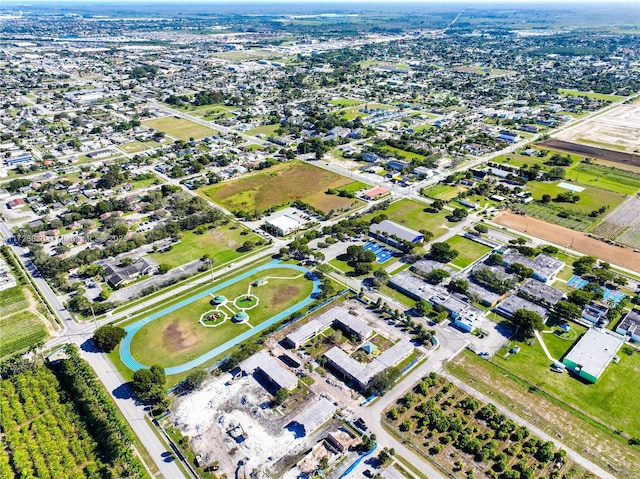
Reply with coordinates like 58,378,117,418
129,268,314,368
378,284,415,309
447,351,640,477
558,89,626,102
142,416,193,479
444,235,491,269
360,198,451,238
393,457,429,479
149,224,262,269
329,98,363,107
492,335,640,437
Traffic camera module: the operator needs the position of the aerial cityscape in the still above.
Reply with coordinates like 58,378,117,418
0,1,639,479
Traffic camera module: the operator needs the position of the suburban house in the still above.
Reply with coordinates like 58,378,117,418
105,257,159,288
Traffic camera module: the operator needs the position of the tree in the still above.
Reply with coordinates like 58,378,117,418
132,364,166,403
567,289,594,307
184,369,208,391
92,325,126,352
552,301,582,322
473,223,488,234
158,263,170,274
447,279,469,294
449,208,468,222
366,366,401,396
272,388,290,406
426,269,450,284
354,261,373,276
510,262,534,279
415,299,432,316
512,309,544,338
430,242,459,263
373,269,389,284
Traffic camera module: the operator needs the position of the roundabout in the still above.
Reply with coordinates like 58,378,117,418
119,260,320,375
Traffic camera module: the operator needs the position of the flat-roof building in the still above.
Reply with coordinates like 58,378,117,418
496,294,548,320
265,214,302,236
616,309,640,342
362,186,390,201
518,278,565,306
562,329,624,383
502,251,564,284
284,307,367,349
369,220,423,250
334,313,373,341
388,271,435,301
289,397,336,436
239,351,298,392
582,302,609,325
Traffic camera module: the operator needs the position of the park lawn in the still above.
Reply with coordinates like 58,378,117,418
558,89,626,102
379,145,425,161
149,224,260,269
129,267,314,369
201,161,366,215
247,124,280,137
422,183,466,201
526,180,626,214
565,163,640,195
494,330,640,437
143,117,217,141
329,98,363,107
329,254,384,278
0,310,48,358
361,199,452,239
444,235,491,269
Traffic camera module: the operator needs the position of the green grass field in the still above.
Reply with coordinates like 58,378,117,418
201,161,366,215
0,310,48,358
143,117,217,141
566,163,640,195
378,145,425,161
149,224,261,269
361,199,452,239
558,89,626,102
129,267,314,369
119,141,151,154
329,98,364,107
495,328,640,437
525,180,626,215
444,235,491,269
422,183,466,201
246,124,280,137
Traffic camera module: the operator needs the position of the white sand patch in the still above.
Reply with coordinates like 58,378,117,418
172,373,307,475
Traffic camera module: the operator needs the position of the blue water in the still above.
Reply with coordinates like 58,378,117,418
119,260,321,374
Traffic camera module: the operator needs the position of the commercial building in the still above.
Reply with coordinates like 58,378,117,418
239,351,298,392
502,251,564,284
369,220,423,250
284,307,371,349
562,329,624,383
265,214,302,236
289,397,336,436
616,309,640,342
518,278,565,306
323,339,414,390
362,186,390,201
496,294,548,320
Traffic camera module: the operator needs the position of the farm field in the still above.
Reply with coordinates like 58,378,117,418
201,161,366,215
564,162,640,195
0,309,48,358
592,196,640,250
384,372,589,479
149,223,261,269
538,139,640,168
444,235,491,269
447,351,640,479
129,267,314,369
360,199,453,240
143,117,217,141
492,211,640,272
0,362,146,479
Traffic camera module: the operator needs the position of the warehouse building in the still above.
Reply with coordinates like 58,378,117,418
265,214,302,236
289,397,336,436
562,329,624,383
369,220,423,250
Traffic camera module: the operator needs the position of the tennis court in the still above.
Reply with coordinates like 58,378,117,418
567,275,588,289
364,242,395,263
567,275,625,306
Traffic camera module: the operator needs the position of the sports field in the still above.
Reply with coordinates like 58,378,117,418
201,161,366,215
127,266,315,369
360,199,452,240
444,235,491,269
149,223,261,269
493,211,640,272
422,183,467,200
143,117,217,141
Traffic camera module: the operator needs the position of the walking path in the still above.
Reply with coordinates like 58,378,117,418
534,330,556,362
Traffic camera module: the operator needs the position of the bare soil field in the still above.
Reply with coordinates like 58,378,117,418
538,139,640,168
493,211,640,272
552,104,640,154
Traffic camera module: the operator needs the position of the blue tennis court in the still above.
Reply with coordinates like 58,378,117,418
603,288,625,306
567,275,588,289
364,242,395,263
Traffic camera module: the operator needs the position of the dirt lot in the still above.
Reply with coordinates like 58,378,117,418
538,139,640,168
552,104,640,154
493,211,640,272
